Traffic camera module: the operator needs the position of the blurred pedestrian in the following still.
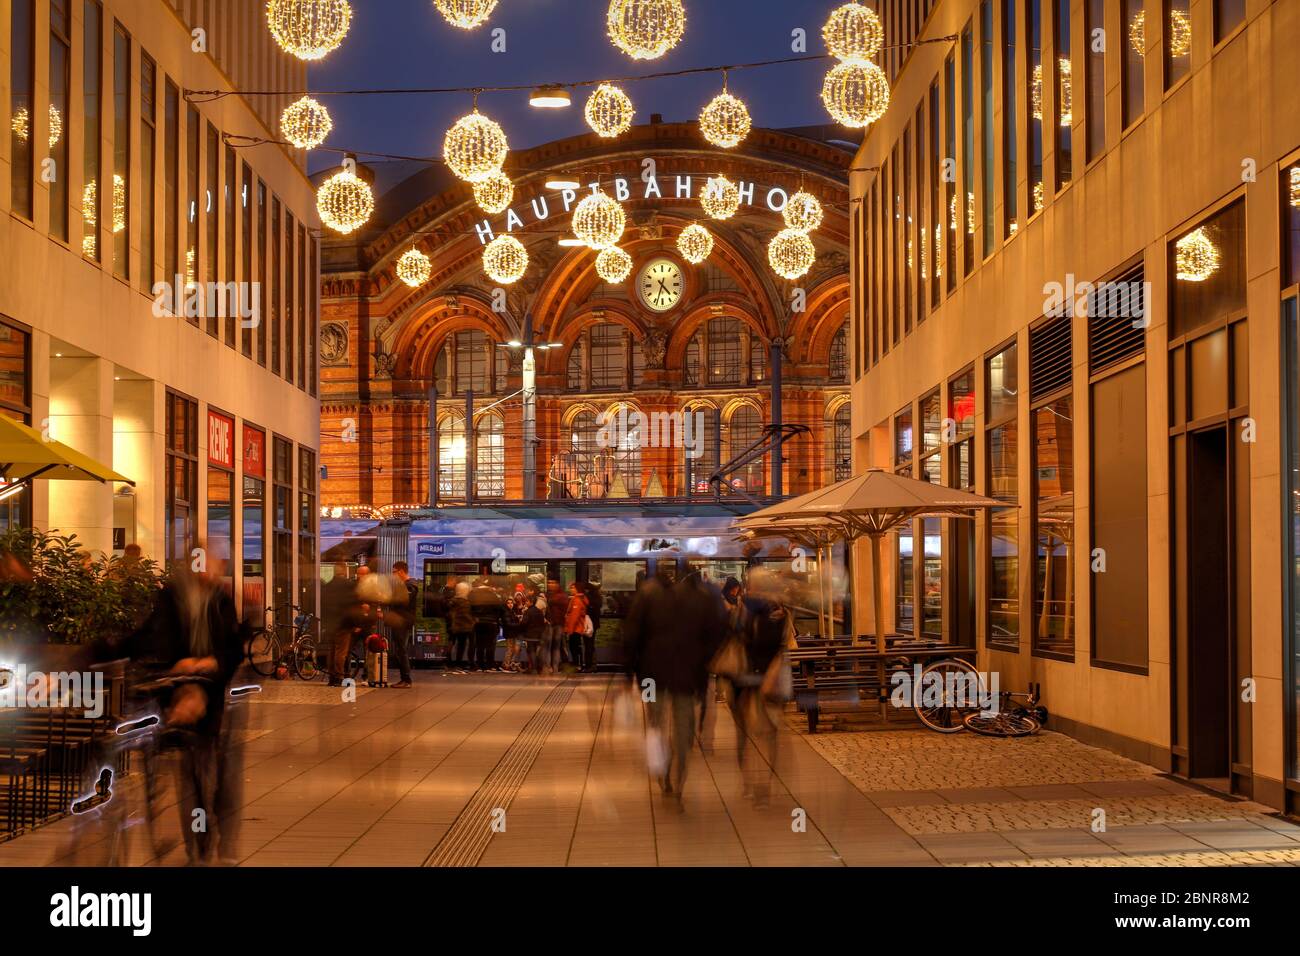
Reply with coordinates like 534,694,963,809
624,568,727,810
502,587,527,672
447,581,474,673
543,579,568,675
323,563,362,686
470,576,504,672
564,581,590,672
583,580,603,673
384,561,418,688
522,588,547,673
732,576,794,806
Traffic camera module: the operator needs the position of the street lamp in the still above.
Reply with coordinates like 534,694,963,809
496,312,561,501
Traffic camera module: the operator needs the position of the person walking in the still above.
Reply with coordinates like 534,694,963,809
564,581,590,672
323,565,364,686
522,588,547,673
447,581,474,673
502,587,527,672
543,579,568,675
731,582,793,807
583,580,603,672
383,561,418,688
469,577,505,672
623,569,727,810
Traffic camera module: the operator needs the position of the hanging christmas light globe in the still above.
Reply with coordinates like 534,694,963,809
572,189,626,250
396,247,433,288
434,0,499,30
1175,227,1220,282
699,75,751,149
1290,166,1300,210
1128,9,1145,55
822,2,884,62
784,190,824,232
700,175,741,220
1168,9,1192,57
266,0,353,61
584,83,635,139
595,246,634,284
483,235,529,284
677,223,713,264
472,171,514,214
1033,180,1045,212
81,181,97,256
317,168,374,234
111,174,126,232
47,105,63,148
769,228,816,280
821,59,890,128
10,107,28,142
1057,59,1073,125
606,0,686,61
280,96,332,149
443,109,509,183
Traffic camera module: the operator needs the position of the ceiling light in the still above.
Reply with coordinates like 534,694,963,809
507,339,522,347
558,237,585,247
547,178,581,190
530,85,572,109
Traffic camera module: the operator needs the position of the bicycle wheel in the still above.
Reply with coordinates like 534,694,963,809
291,639,321,681
247,629,279,677
963,712,1041,737
913,658,986,733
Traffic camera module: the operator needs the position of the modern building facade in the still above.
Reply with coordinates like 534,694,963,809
848,0,1300,810
1,0,321,618
319,121,855,515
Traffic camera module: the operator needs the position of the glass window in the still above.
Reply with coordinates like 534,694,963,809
1165,0,1192,88
707,318,742,386
0,322,32,530
453,330,489,395
438,412,466,500
112,23,130,278
749,336,766,384
684,331,701,386
945,54,958,288
139,52,155,291
1053,0,1072,189
897,525,915,634
1003,0,1018,237
242,161,253,356
610,405,642,497
1170,199,1246,338
921,517,943,638
257,181,268,365
1085,0,1104,161
961,22,975,273
205,123,219,334
1027,0,1044,213
224,144,236,346
49,0,70,242
284,216,295,377
921,389,943,454
1284,164,1300,290
207,464,233,587
1214,0,1244,42
1283,296,1300,777
826,404,850,483
590,324,628,390
929,81,942,301
1032,396,1074,657
728,404,764,494
687,407,718,496
271,195,281,367
949,368,976,435
186,107,200,323
1123,0,1146,128
242,427,266,614
298,447,317,612
894,406,914,475
165,393,197,567
82,1,102,259
476,415,504,498
989,339,1019,422
271,436,293,613
164,80,178,283
567,338,585,391
981,0,994,255
297,222,307,386
10,0,34,218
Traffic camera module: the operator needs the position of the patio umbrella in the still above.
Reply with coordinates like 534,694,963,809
737,469,1005,651
735,517,848,640
0,414,133,486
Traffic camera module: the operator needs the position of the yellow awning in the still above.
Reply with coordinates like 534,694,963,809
0,414,134,485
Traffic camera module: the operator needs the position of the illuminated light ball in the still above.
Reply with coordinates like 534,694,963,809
472,170,514,214
1174,227,1220,283
783,190,824,232
1128,10,1146,55
48,105,63,148
483,234,529,284
316,169,374,234
266,0,353,61
595,245,634,284
700,174,741,221
768,228,816,280
676,223,714,264
396,247,433,288
10,106,28,142
1168,9,1192,58
822,2,884,62
572,189,626,250
81,180,97,256
606,0,686,61
699,90,751,149
584,83,635,139
433,0,499,30
1290,166,1300,210
280,95,333,149
821,59,890,128
1032,180,1045,212
443,110,509,183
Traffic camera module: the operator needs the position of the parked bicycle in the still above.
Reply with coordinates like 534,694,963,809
963,684,1047,737
905,657,989,733
246,605,320,680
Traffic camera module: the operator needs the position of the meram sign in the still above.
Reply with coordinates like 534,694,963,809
473,172,797,245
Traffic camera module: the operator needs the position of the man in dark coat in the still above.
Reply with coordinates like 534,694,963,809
623,569,727,806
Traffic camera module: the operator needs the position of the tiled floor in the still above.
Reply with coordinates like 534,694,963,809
2,671,1299,867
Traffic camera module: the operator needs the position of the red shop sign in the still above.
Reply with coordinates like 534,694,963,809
243,426,266,479
207,410,235,469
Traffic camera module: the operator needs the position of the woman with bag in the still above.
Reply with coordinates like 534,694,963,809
563,581,590,672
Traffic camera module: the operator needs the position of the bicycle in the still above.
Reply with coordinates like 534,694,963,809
247,606,320,680
962,684,1048,737
902,656,989,734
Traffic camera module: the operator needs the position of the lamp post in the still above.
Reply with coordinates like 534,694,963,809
497,310,562,502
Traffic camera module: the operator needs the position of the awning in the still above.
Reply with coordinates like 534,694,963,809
0,415,134,485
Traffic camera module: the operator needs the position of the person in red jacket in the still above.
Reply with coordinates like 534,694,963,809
563,581,590,671
542,579,568,675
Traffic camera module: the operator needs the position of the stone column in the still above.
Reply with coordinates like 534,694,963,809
47,355,114,554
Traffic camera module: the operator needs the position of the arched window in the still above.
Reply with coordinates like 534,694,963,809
832,404,852,481
683,318,765,388
555,410,602,499
829,322,849,383
609,404,642,497
685,405,718,497
475,413,505,498
434,329,499,396
567,323,636,392
437,411,466,499
728,404,765,494
707,317,742,386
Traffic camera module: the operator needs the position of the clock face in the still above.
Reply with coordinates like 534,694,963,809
637,258,685,313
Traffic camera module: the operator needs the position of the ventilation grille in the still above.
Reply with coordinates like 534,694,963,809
1088,265,1147,374
1030,313,1073,401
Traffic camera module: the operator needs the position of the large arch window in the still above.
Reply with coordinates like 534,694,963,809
566,323,644,392
728,404,765,494
684,317,766,388
685,404,719,496
433,329,501,397
437,411,466,499
829,321,849,383
437,410,505,499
